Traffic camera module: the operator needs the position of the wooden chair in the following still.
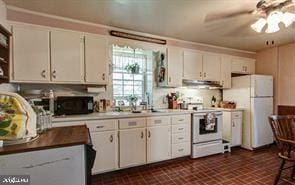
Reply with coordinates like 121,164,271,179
269,115,295,185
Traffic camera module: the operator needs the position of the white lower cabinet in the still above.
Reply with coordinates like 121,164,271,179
171,115,191,158
147,125,171,163
119,127,146,168
52,114,192,174
222,111,243,147
91,131,118,174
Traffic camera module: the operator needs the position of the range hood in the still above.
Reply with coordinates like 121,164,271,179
182,79,222,89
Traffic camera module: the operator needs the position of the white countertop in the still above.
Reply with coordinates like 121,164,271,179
52,109,193,122
209,107,244,112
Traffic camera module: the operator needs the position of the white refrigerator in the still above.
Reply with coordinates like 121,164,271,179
223,75,273,150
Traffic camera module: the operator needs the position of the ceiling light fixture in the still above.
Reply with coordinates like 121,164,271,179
251,10,295,33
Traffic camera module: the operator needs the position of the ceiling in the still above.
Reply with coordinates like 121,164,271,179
4,0,295,52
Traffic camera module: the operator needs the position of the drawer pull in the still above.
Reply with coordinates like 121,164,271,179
110,135,113,143
178,148,184,152
178,119,184,122
96,126,104,129
178,128,184,131
128,121,137,126
154,120,162,124
141,131,144,139
178,137,184,140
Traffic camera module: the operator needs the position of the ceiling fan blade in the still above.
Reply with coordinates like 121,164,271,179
204,14,258,37
204,9,255,23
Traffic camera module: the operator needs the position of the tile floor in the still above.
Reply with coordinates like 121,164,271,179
92,146,295,185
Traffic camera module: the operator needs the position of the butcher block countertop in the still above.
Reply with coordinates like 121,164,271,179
0,125,90,155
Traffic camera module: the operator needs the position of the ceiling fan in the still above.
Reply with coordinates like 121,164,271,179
204,0,295,35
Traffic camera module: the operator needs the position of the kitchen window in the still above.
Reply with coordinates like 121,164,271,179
111,45,153,107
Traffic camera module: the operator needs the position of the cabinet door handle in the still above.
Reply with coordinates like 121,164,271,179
199,72,202,77
96,125,104,129
41,70,46,78
204,72,206,77
245,66,248,72
141,131,144,139
178,148,184,152
102,73,105,80
52,70,56,79
148,130,151,138
110,135,113,143
232,122,235,127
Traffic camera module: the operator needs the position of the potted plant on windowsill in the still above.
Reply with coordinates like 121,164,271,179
125,63,140,74
126,95,138,111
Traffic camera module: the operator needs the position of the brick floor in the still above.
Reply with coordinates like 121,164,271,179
92,146,295,185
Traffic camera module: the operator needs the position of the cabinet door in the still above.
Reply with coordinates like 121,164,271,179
167,47,183,87
91,131,118,174
85,35,108,84
220,56,232,88
231,57,255,74
183,50,203,80
203,53,221,81
12,25,50,82
119,128,146,168
147,126,171,163
231,118,242,147
51,30,84,83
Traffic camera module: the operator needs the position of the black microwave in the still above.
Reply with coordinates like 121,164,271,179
54,96,94,115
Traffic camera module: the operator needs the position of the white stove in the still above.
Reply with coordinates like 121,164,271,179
191,109,223,158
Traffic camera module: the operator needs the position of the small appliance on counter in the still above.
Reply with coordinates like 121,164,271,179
54,96,94,116
0,92,37,145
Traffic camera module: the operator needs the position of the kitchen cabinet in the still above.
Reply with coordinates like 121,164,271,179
231,57,255,74
167,46,183,87
183,50,221,82
91,131,118,174
86,119,118,174
183,50,203,80
147,116,171,163
12,24,50,82
51,30,84,83
119,127,146,168
220,56,232,88
84,34,108,84
222,111,242,147
171,115,191,158
202,53,221,81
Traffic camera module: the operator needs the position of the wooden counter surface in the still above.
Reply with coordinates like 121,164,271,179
0,125,91,155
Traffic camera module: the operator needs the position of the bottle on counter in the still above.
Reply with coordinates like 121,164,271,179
49,90,54,114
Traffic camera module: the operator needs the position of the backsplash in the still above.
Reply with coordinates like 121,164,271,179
14,83,221,109
153,87,222,109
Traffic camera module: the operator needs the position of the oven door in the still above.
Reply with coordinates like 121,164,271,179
193,112,222,143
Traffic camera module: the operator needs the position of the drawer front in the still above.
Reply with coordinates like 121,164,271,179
191,141,222,158
171,115,191,125
231,112,242,119
172,132,190,144
119,118,146,129
172,123,190,134
86,119,118,132
172,142,190,158
146,116,170,127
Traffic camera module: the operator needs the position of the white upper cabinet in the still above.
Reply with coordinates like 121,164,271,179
183,50,203,80
50,30,84,83
231,57,255,74
202,53,221,81
12,25,50,82
84,34,108,84
220,56,232,89
167,46,183,87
